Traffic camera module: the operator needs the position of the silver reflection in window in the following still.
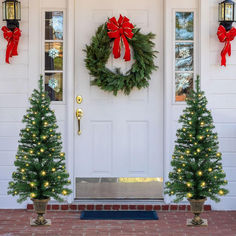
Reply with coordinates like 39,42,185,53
44,11,64,102
175,12,194,102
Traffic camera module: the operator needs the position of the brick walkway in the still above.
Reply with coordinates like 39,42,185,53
0,210,235,236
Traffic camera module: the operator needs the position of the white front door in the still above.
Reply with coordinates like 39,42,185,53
74,0,163,178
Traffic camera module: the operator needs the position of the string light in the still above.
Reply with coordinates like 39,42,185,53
187,193,193,198
216,152,221,157
201,182,206,187
41,171,46,176
60,152,65,157
32,121,36,125
52,168,56,172
200,122,205,126
180,155,184,160
42,136,47,140
172,155,175,159
197,148,201,153
30,182,35,187
186,150,190,154
186,182,192,187
197,171,203,176
44,122,48,126
58,176,61,179
182,163,186,167
62,190,67,195
26,163,29,167
40,148,44,153
208,168,213,172
30,193,36,198
171,191,174,195
21,169,25,173
214,176,217,179
219,190,224,195
29,150,33,154
189,121,192,125
177,168,182,173
44,182,49,187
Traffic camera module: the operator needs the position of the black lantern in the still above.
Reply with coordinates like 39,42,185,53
219,0,236,31
2,0,21,31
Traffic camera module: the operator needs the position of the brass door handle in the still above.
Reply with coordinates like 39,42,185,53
76,109,83,135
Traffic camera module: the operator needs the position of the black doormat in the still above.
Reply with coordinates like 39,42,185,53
80,211,158,220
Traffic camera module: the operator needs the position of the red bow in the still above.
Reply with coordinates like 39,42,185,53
217,25,236,66
2,26,21,64
107,15,134,61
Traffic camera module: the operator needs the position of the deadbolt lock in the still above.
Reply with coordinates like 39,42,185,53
76,96,83,104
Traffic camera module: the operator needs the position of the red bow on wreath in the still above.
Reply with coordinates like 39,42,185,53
2,26,21,64
107,15,134,61
217,25,236,67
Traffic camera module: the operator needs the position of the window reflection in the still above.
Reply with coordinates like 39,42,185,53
176,12,194,40
45,11,63,40
175,73,193,102
45,73,63,101
175,43,193,71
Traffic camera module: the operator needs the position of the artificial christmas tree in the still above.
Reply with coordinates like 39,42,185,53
8,76,72,225
165,75,228,225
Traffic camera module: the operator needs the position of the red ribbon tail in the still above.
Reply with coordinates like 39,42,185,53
122,35,131,61
6,40,15,64
113,37,121,59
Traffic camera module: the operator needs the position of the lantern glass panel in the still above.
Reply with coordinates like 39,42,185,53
15,2,21,20
219,3,225,21
225,3,233,21
2,2,6,21
6,2,15,20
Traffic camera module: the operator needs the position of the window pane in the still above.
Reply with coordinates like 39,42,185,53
45,42,63,71
176,12,194,40
175,72,193,102
45,73,63,101
45,11,63,40
175,43,193,71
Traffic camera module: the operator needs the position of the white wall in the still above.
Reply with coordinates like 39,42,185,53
0,0,68,208
203,0,236,210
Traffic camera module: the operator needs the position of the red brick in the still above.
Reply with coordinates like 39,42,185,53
204,205,212,211
27,204,33,210
137,205,145,210
47,204,51,210
145,205,153,211
162,205,169,211
78,205,85,211
104,205,112,210
95,205,103,210
51,204,59,210
170,205,178,211
121,205,129,210
86,205,94,210
129,205,137,210
61,205,68,210
69,205,77,210
112,205,120,210
153,205,161,211
178,205,186,211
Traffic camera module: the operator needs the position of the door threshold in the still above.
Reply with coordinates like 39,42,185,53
73,199,165,205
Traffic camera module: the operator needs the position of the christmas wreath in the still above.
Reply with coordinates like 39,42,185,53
84,15,158,95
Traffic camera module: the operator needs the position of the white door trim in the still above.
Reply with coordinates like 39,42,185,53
66,0,75,203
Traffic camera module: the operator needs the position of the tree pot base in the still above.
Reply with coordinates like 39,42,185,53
186,218,208,226
30,218,51,226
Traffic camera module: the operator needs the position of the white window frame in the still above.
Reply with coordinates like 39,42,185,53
172,9,198,105
41,9,66,105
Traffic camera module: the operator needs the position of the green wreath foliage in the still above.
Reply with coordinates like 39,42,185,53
84,24,158,95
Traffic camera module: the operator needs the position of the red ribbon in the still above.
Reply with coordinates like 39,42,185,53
217,25,236,66
107,15,134,61
2,26,21,64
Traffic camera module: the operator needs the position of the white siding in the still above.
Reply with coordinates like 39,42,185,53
0,0,67,208
205,0,236,210
0,0,29,208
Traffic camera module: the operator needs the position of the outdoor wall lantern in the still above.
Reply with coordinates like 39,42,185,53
219,0,236,31
2,0,21,31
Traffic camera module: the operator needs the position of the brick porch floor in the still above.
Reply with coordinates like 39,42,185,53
0,210,235,236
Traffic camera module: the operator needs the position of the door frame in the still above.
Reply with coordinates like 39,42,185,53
66,0,166,202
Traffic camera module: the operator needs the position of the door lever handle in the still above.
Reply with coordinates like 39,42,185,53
76,109,83,135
